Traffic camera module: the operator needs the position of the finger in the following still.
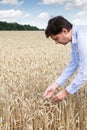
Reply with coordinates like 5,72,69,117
43,90,49,96
43,89,52,97
43,94,47,98
52,95,62,102
53,96,58,102
43,92,47,97
43,92,50,99
45,93,52,99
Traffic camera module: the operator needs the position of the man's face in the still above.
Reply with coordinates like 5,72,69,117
50,28,71,45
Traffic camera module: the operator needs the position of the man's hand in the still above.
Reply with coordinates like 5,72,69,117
43,83,58,99
52,89,69,102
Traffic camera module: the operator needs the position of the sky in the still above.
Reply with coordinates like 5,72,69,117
0,0,87,29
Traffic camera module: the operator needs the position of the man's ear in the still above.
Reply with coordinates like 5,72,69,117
62,28,68,34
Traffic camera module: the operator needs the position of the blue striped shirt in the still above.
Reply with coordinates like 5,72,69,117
55,25,87,94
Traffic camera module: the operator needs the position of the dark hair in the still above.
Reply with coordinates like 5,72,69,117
45,16,72,38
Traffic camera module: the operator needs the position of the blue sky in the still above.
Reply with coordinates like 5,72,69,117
0,0,87,29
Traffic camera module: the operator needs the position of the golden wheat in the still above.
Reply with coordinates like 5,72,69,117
0,31,87,130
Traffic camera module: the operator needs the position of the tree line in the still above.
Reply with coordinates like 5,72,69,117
0,21,44,31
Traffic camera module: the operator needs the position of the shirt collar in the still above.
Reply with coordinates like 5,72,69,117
72,25,78,44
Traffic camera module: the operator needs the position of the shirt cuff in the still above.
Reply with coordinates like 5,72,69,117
55,77,65,87
66,83,78,94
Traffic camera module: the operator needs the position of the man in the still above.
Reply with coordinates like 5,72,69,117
43,16,87,102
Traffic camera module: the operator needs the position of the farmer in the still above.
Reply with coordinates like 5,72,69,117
43,16,87,102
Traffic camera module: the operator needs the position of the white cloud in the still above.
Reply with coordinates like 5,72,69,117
72,18,87,25
0,9,23,18
75,0,87,6
64,3,74,10
42,0,69,4
0,9,31,23
72,10,87,25
72,18,81,25
0,0,24,6
38,12,49,19
42,0,87,10
23,13,31,18
75,11,87,17
28,20,47,29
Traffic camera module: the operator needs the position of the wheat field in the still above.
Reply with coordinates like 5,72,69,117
0,31,87,130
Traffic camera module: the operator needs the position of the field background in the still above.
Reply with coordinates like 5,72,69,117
0,31,87,130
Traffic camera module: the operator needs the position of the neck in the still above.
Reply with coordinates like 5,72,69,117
69,29,72,42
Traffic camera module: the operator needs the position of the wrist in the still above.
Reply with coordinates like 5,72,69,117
53,82,58,89
65,89,69,95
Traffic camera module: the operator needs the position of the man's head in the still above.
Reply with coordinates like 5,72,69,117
45,16,72,45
